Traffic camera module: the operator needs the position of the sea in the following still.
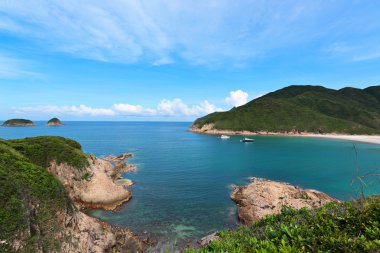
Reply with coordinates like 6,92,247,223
1,121,379,247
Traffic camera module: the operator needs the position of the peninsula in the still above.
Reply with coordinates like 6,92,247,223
191,85,380,135
0,136,142,252
1,119,36,127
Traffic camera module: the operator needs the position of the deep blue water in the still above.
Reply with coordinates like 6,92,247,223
1,121,380,245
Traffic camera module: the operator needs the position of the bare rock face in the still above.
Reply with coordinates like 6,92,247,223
45,156,143,252
198,232,221,247
49,157,132,211
231,178,339,225
54,208,142,253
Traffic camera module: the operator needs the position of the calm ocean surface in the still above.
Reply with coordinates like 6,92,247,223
1,121,380,245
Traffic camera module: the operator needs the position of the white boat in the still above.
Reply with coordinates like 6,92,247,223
240,138,255,142
220,135,230,139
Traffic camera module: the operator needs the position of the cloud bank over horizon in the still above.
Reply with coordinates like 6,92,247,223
10,90,249,119
1,1,380,121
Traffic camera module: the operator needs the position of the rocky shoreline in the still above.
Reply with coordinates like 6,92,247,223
230,177,339,225
46,153,143,252
189,124,380,145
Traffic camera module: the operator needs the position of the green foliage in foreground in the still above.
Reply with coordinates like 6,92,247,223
188,197,380,253
5,136,89,169
194,85,380,134
0,136,89,252
2,119,35,126
0,141,72,252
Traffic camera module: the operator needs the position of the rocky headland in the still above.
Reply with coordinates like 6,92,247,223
1,118,36,126
231,177,339,225
46,117,63,126
0,136,143,252
46,153,142,252
49,153,134,211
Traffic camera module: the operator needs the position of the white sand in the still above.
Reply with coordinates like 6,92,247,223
295,134,380,145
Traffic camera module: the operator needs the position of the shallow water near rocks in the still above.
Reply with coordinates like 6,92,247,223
1,121,380,245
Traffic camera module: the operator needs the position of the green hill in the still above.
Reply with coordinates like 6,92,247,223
2,119,35,126
0,136,88,252
193,85,380,134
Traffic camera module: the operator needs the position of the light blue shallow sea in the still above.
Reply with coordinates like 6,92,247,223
1,121,379,245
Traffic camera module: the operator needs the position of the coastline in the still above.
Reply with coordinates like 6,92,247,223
189,127,380,145
230,177,339,225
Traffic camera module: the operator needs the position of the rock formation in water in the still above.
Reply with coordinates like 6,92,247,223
2,118,36,126
46,117,63,126
231,177,339,225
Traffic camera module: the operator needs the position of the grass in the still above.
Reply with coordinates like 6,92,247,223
0,142,72,252
187,196,380,252
4,136,89,169
0,136,89,252
194,85,380,134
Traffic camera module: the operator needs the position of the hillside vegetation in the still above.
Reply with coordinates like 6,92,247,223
46,118,63,126
2,119,35,126
193,85,380,134
0,136,88,252
188,197,380,252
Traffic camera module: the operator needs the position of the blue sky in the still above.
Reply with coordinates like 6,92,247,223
1,0,380,121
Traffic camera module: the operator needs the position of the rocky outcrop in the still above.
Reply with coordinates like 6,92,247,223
198,233,221,247
46,117,63,126
48,156,132,211
231,178,339,225
190,124,256,136
55,209,142,253
2,118,35,126
43,155,143,252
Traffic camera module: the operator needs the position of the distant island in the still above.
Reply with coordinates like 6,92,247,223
1,118,36,127
191,85,380,135
46,117,63,126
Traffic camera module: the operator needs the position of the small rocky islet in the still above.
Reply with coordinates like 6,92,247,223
1,118,36,126
46,117,63,126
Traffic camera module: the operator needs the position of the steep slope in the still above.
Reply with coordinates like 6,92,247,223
192,85,380,134
0,136,141,252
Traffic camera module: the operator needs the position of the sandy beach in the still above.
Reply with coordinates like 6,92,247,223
189,125,380,145
295,134,380,145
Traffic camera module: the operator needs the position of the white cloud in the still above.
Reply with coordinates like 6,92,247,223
12,99,223,118
13,105,116,116
1,1,371,66
225,90,249,107
0,53,41,79
113,99,222,117
113,103,145,115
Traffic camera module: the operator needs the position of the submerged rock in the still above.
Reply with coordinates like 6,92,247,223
115,178,134,187
231,177,339,225
2,118,35,126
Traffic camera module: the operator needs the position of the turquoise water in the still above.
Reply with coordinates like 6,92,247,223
1,121,380,245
